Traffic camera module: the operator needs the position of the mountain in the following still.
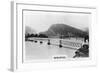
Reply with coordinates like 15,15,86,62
40,24,88,38
83,28,89,34
25,26,36,34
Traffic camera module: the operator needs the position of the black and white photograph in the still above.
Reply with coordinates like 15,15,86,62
9,1,97,71
23,10,90,61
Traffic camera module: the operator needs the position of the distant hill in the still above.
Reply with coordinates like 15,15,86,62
40,24,88,38
25,26,36,34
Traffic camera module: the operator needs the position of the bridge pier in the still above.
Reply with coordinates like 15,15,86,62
59,40,62,48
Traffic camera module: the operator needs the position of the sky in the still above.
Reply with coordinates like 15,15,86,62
23,10,91,33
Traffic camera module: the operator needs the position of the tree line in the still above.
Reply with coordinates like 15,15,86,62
25,33,48,39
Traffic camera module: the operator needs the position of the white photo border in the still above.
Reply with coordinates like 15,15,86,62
11,1,97,71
